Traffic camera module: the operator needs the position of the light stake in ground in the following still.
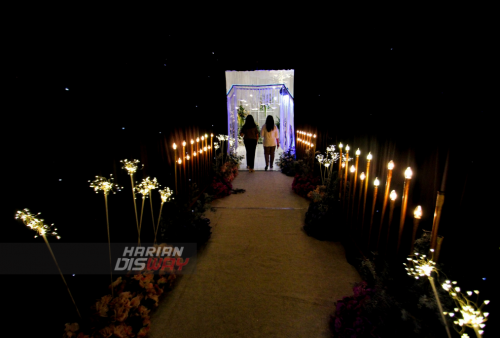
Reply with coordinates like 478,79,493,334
350,149,360,224
409,205,422,255
362,152,372,231
15,209,81,318
347,165,355,222
357,172,365,225
377,160,394,250
385,190,397,249
90,175,121,296
173,143,178,194
343,145,350,206
120,159,142,237
368,177,380,248
397,167,413,254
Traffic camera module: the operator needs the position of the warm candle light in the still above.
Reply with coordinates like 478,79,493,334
390,190,397,201
350,165,355,173
405,167,413,179
342,162,345,168
178,158,182,164
356,148,360,156
414,206,422,219
388,160,395,170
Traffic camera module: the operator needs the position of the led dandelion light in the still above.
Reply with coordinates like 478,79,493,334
441,281,490,337
135,178,153,244
15,209,81,318
404,250,452,338
120,159,142,238
143,177,159,239
90,175,121,295
155,187,173,244
316,154,325,185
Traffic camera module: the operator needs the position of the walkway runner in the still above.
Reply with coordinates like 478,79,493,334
149,172,361,338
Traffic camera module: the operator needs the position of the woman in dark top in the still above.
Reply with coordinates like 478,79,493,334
239,115,259,172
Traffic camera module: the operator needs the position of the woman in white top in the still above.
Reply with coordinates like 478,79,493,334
261,115,280,171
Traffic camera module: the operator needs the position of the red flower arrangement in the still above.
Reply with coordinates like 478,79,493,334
292,174,321,198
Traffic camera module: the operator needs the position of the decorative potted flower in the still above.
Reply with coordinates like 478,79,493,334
237,104,248,128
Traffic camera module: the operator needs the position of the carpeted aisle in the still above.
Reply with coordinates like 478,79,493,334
149,171,361,338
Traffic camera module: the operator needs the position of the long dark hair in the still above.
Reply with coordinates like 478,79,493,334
241,114,257,132
265,115,275,132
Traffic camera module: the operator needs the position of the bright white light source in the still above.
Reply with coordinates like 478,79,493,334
122,127,125,130
59,179,62,181
65,88,69,91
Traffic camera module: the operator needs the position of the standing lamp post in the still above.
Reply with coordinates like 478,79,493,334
430,191,445,252
368,177,380,248
350,149,360,223
347,165,355,221
397,167,413,254
343,145,350,207
338,143,343,200
377,160,394,250
357,172,366,224
386,190,397,249
210,133,213,163
177,158,182,192
182,141,186,181
409,206,422,255
173,143,178,194
361,152,372,231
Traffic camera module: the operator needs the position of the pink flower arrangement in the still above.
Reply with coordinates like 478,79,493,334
62,248,179,338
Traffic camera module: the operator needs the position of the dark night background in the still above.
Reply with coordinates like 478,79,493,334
4,20,497,336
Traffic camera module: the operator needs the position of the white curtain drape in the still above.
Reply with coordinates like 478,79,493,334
225,70,294,97
227,84,294,153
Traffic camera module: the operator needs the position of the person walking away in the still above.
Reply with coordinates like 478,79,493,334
260,115,279,171
239,115,259,172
